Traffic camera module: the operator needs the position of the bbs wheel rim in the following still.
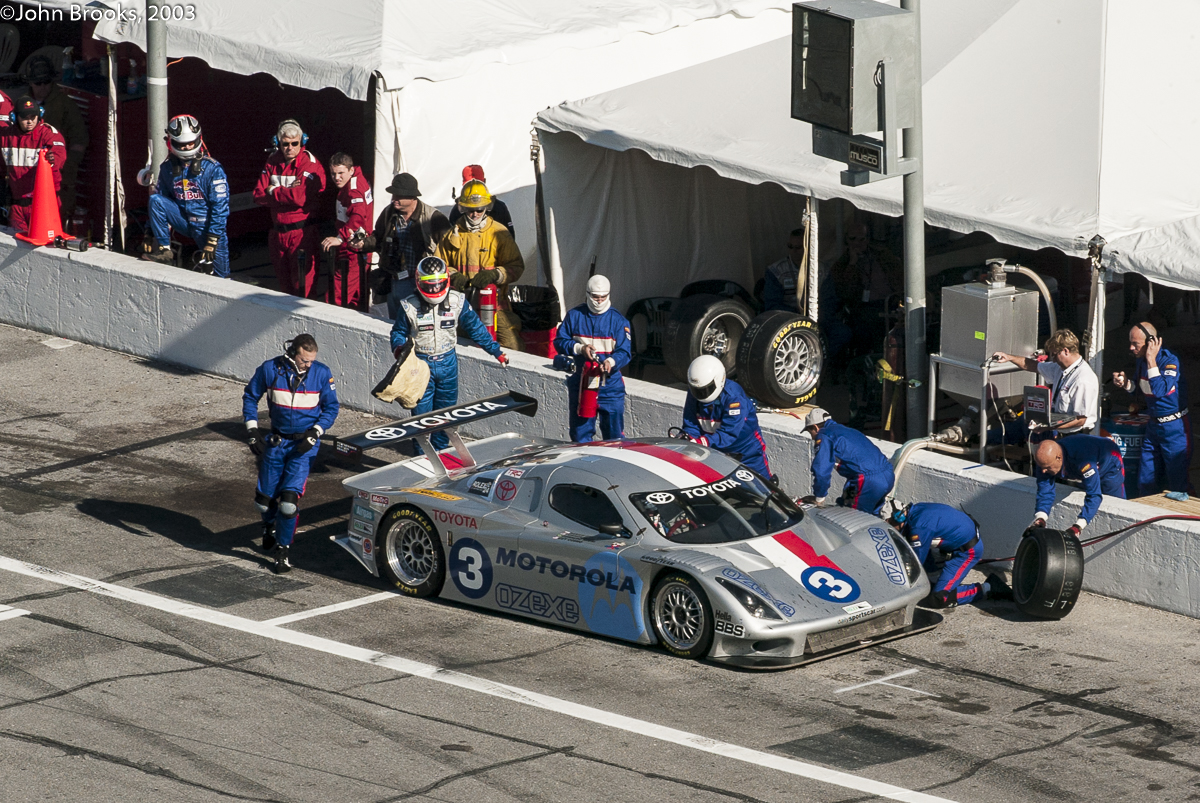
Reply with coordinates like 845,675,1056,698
385,520,437,586
774,328,822,396
655,580,706,652
701,313,746,360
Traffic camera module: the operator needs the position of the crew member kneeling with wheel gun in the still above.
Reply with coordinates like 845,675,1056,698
680,355,772,478
889,503,1012,607
801,407,894,515
243,334,340,574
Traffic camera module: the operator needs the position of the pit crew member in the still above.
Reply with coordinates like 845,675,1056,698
139,114,231,277
890,502,1011,608
1031,435,1126,535
390,257,507,451
321,151,373,309
1112,322,1192,495
681,355,772,477
253,119,326,297
554,274,632,443
0,95,66,234
243,334,340,574
802,407,895,515
992,327,1099,439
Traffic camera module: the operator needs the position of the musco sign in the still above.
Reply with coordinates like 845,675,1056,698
334,392,538,460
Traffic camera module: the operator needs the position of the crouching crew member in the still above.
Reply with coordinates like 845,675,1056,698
243,334,340,574
390,257,508,452
682,355,771,477
253,119,326,297
1031,435,1125,535
554,274,632,442
1112,322,1192,495
802,408,894,515
890,503,1011,607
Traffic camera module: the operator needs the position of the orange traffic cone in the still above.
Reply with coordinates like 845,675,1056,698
14,149,64,246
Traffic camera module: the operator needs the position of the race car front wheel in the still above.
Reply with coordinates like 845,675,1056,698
378,505,446,597
651,572,714,660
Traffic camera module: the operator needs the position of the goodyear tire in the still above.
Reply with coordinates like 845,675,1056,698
1012,527,1084,620
663,294,755,382
378,505,445,597
650,572,714,660
735,311,824,408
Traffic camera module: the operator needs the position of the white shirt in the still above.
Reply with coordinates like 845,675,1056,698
1037,354,1099,432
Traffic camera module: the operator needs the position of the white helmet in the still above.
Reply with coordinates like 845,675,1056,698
167,114,203,160
803,407,832,430
586,274,611,315
687,355,726,403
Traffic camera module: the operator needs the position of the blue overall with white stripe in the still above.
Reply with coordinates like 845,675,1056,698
1134,346,1192,495
810,420,895,515
1035,434,1126,527
554,304,633,442
899,503,984,607
681,379,771,477
149,155,231,277
243,356,340,545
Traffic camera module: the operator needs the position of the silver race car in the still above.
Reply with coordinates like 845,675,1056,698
333,393,940,668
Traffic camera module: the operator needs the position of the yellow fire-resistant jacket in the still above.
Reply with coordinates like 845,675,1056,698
437,216,525,299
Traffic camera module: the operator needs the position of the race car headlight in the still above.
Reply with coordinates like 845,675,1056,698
890,530,923,585
716,578,783,620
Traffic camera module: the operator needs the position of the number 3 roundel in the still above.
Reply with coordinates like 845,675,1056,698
449,538,493,599
800,566,860,603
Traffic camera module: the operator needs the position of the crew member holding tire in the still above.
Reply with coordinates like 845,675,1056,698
1031,435,1125,535
681,355,772,478
802,407,894,515
391,257,508,452
890,503,1012,608
243,334,340,574
554,275,632,443
1112,322,1192,495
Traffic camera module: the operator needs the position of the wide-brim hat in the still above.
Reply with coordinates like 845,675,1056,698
386,172,421,197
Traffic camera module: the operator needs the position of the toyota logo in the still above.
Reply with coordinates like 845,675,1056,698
735,470,754,483
646,492,675,505
365,427,407,440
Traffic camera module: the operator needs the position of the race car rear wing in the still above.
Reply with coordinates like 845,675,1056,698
333,391,538,477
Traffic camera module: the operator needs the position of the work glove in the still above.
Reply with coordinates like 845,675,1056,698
497,352,509,367
449,271,470,291
470,268,501,289
246,425,265,456
200,233,219,265
293,427,321,456
1067,524,1082,537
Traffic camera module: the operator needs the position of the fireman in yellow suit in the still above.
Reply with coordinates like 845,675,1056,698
439,179,525,351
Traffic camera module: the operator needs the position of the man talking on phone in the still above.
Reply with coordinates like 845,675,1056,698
1112,322,1191,496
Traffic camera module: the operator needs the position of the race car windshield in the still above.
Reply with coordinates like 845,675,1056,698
629,471,803,545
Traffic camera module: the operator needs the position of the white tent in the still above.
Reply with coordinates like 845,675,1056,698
534,0,1200,312
88,0,795,262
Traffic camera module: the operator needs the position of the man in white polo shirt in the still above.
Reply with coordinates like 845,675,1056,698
993,328,1099,440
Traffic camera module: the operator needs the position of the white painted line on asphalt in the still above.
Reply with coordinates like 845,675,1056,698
0,604,31,621
835,668,927,694
262,592,398,626
0,555,959,803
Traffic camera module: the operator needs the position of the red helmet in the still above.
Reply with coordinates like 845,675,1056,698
416,256,450,304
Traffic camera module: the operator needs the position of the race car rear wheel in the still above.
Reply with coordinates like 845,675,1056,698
651,572,714,660
378,505,445,597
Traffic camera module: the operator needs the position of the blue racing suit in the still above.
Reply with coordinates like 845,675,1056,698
681,379,771,477
811,420,894,515
554,304,633,442
900,503,984,607
243,356,340,546
391,290,501,450
1134,346,1192,495
149,155,231,277
1035,434,1126,529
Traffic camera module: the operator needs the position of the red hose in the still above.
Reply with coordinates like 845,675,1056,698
978,514,1200,564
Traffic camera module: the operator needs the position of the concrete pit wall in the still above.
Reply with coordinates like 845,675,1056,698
2,234,1198,619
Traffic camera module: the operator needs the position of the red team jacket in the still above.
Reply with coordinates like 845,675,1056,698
334,165,373,245
252,148,327,226
0,120,67,199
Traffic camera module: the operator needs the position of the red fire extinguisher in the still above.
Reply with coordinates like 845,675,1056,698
578,360,601,419
479,282,498,341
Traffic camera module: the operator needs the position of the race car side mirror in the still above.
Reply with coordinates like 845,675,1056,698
598,523,628,537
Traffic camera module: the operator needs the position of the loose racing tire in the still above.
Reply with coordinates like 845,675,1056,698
1012,527,1084,620
650,572,714,660
378,505,446,597
735,311,824,408
663,294,755,382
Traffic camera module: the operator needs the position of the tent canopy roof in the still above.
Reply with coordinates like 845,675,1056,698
85,0,789,100
536,0,1200,288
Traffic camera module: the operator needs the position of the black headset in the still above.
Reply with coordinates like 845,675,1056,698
272,119,308,149
1135,322,1157,344
9,103,45,127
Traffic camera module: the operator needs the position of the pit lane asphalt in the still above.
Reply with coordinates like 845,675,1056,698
1,322,1199,803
